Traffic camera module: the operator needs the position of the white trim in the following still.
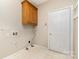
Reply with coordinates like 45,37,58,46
73,2,78,10
70,6,74,57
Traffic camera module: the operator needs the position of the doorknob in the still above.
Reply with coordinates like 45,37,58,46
49,33,52,35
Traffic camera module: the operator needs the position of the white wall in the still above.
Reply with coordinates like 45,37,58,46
33,0,72,47
0,0,34,58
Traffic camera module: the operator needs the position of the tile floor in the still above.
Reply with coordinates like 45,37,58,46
3,45,73,59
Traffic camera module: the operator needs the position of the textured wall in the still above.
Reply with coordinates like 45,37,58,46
0,0,34,58
33,0,72,47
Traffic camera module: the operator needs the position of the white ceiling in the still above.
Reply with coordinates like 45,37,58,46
28,0,48,6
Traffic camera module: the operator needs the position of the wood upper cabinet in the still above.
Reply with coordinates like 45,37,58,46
21,0,38,26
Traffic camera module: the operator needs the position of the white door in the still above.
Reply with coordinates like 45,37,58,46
48,8,72,54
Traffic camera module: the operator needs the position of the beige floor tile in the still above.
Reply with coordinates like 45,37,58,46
3,45,73,59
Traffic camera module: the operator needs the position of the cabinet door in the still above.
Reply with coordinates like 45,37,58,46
29,5,37,25
22,2,30,25
32,7,37,25
28,4,33,24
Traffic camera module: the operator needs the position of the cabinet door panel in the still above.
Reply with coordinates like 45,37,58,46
29,5,37,25
32,8,37,24
22,2,30,24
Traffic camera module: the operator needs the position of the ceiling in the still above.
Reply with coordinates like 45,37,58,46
28,0,48,6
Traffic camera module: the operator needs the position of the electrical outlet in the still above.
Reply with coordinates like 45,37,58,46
13,32,18,36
